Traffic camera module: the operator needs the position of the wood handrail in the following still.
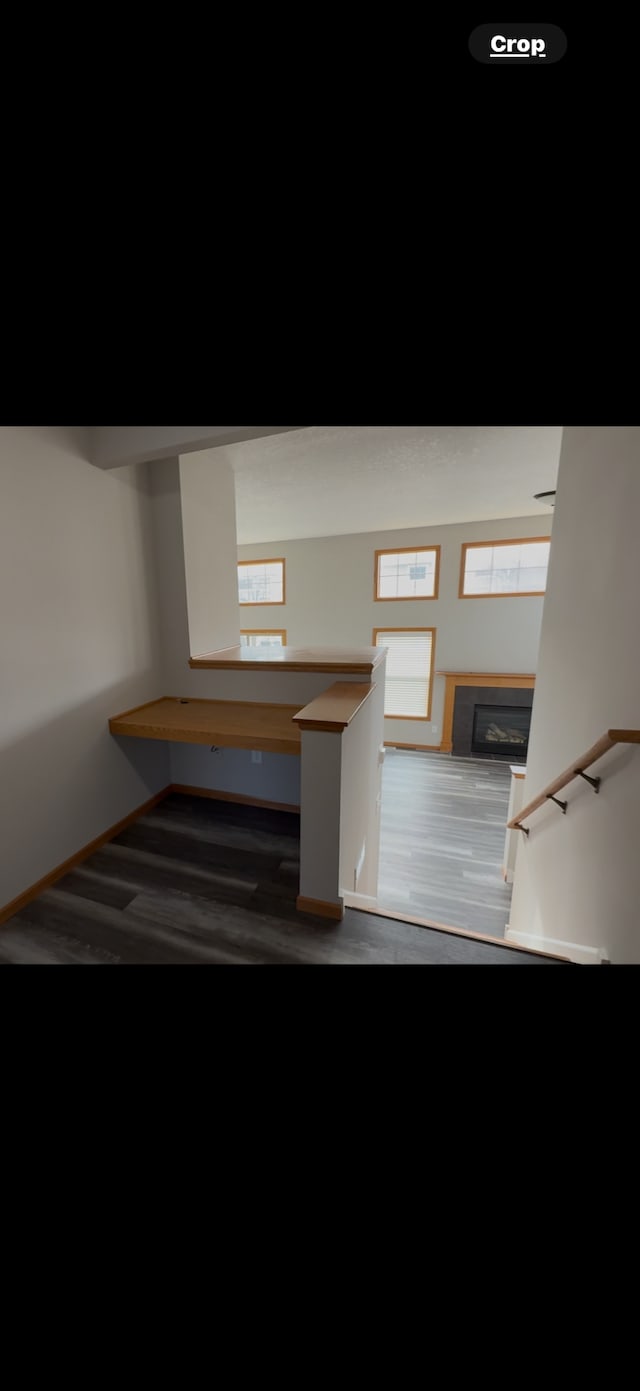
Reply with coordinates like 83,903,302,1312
507,728,640,831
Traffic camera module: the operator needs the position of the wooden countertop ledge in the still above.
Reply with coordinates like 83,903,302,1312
109,697,302,756
189,644,386,674
292,682,376,732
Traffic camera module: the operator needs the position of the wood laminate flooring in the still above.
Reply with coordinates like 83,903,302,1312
0,792,563,965
378,750,514,937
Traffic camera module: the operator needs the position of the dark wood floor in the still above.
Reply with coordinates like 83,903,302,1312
0,792,564,964
378,750,514,937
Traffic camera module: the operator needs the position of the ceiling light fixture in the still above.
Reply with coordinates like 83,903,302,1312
533,490,556,507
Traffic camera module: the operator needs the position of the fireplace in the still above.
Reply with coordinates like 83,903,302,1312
471,704,531,759
450,683,534,759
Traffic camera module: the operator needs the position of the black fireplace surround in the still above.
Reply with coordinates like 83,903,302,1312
452,685,533,760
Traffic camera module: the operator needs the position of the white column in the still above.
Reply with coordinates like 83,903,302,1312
179,449,240,657
298,730,343,910
503,765,527,883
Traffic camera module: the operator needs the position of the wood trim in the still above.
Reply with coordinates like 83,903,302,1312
296,895,344,921
170,785,300,813
189,645,386,674
373,544,441,601
384,741,442,751
293,682,375,732
109,696,302,756
346,901,570,960
107,696,172,724
436,671,536,679
0,787,172,927
294,722,343,733
238,557,286,606
459,537,551,599
507,728,640,830
440,672,536,754
240,629,287,644
373,627,436,722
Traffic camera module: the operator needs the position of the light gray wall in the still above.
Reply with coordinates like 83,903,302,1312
239,516,552,746
508,428,640,964
90,426,301,470
299,731,343,902
179,449,240,656
0,428,169,911
339,677,386,899
147,455,360,807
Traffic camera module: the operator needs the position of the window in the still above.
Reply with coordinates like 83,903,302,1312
240,630,287,648
238,559,285,605
374,546,440,600
373,628,436,720
460,538,551,597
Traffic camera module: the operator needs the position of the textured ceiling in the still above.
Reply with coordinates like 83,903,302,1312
226,425,562,544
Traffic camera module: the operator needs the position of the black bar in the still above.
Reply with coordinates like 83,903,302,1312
546,794,568,813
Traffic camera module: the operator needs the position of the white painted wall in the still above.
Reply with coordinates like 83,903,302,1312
339,677,386,899
179,449,240,657
299,731,343,903
0,427,169,911
147,456,365,808
90,426,300,470
239,516,551,747
508,427,640,964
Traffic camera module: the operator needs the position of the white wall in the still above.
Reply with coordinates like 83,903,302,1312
147,456,363,809
339,678,386,899
508,427,640,964
179,449,240,657
239,516,551,747
0,427,169,911
90,426,300,470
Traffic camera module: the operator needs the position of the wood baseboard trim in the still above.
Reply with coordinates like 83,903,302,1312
350,901,570,960
384,741,442,752
296,895,344,921
0,786,172,927
170,784,300,814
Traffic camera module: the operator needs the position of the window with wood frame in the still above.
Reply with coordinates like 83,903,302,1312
373,628,436,720
240,630,287,648
374,545,440,600
459,538,551,597
238,559,286,605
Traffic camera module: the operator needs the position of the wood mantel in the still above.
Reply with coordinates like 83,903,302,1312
437,672,536,753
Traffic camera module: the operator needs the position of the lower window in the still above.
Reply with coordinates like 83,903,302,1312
373,628,436,719
240,630,287,648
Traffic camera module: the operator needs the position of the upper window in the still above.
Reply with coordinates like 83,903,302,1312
459,538,551,597
373,628,436,720
238,559,285,605
374,546,440,600
240,630,287,648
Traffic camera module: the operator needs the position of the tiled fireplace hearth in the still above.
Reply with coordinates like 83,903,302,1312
437,672,535,757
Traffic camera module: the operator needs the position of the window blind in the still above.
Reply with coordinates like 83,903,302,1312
240,632,285,648
374,629,434,719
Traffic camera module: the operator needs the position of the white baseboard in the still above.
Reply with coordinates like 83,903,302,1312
505,928,608,965
342,891,379,911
